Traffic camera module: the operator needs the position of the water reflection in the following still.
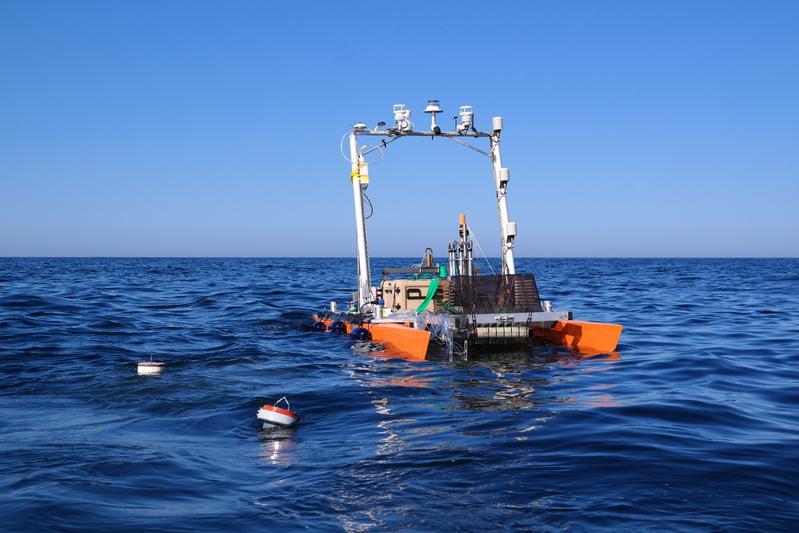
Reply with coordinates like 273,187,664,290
346,343,623,465
347,363,415,459
577,351,621,362
372,397,410,458
449,348,622,413
331,336,624,529
258,425,297,467
350,343,622,415
583,383,622,408
368,376,432,389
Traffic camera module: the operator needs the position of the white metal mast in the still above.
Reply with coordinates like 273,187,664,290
348,132,372,311
489,117,516,275
345,101,518,315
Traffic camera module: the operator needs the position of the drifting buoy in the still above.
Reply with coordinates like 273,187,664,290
350,327,371,341
137,360,164,375
257,397,299,428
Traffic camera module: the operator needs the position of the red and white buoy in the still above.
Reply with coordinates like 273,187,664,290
137,356,164,375
257,397,299,428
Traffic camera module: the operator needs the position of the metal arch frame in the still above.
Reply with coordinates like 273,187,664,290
348,125,517,313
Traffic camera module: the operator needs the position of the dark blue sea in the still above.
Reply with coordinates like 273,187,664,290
1,258,797,532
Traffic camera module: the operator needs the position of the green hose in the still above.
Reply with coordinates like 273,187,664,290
415,276,440,314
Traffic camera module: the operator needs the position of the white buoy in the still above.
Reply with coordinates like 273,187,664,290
137,357,164,375
257,397,299,428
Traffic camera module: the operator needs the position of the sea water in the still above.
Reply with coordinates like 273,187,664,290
1,258,797,531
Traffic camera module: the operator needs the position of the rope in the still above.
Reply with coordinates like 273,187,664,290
468,226,497,275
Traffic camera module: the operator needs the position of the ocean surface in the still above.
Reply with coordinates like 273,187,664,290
0,257,797,532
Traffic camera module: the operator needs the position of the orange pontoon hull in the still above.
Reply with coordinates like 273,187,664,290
316,318,621,359
319,318,431,361
532,320,623,355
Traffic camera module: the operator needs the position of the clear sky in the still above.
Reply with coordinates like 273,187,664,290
1,1,797,257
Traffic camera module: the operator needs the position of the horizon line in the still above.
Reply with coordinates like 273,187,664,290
2,256,797,260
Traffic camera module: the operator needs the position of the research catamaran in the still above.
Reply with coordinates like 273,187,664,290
312,100,622,360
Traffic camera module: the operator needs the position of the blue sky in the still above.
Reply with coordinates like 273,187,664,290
1,1,797,257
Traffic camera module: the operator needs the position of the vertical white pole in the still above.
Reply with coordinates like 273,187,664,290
349,133,372,311
490,130,516,275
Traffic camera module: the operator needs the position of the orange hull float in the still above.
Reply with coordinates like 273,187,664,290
532,320,623,355
314,315,621,360
317,317,431,361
